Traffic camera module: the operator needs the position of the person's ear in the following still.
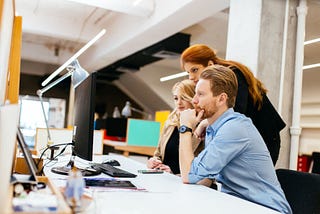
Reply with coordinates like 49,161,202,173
217,93,228,105
207,60,214,66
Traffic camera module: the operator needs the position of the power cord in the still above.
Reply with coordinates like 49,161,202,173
37,142,73,174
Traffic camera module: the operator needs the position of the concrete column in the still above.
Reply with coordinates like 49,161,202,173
226,0,262,76
226,0,299,168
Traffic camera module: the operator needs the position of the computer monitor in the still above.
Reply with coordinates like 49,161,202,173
51,72,100,176
73,72,96,161
105,118,127,138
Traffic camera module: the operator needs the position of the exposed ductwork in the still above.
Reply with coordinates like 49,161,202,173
97,32,190,82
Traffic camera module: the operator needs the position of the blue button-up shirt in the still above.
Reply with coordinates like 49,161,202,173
189,109,292,214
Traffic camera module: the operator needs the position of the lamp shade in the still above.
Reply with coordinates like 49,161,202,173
70,59,89,88
121,101,132,117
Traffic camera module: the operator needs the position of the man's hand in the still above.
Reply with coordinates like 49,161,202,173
180,109,204,130
194,119,208,140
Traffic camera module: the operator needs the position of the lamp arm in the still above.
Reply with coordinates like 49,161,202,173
36,70,72,147
38,94,52,143
37,71,72,96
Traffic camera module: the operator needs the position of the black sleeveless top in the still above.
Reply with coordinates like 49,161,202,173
163,127,180,174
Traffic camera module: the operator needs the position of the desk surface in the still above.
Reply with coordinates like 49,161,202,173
44,154,279,214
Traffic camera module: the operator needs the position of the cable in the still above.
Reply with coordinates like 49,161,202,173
36,142,73,168
38,143,71,175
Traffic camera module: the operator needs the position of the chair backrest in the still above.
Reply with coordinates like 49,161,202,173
276,168,320,214
311,152,320,174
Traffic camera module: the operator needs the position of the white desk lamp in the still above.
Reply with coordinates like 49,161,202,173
36,60,89,160
36,29,106,160
121,101,152,120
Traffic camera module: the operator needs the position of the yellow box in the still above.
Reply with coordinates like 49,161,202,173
155,110,170,133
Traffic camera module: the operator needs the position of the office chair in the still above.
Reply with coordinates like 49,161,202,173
276,169,320,214
311,152,320,174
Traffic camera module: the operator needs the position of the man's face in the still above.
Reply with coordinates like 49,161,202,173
193,79,218,119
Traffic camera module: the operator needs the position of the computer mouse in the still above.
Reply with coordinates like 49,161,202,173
103,159,121,166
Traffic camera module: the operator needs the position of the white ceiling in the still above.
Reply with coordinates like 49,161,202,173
16,0,229,72
15,0,320,112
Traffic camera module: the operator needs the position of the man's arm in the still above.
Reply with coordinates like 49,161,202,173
179,109,203,183
179,131,194,183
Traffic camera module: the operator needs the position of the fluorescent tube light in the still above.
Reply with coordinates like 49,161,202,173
303,63,320,70
304,38,320,45
160,71,188,82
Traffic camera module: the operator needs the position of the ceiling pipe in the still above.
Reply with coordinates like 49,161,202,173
289,0,308,170
66,0,155,17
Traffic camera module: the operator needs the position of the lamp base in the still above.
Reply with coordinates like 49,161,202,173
51,165,101,177
48,146,59,161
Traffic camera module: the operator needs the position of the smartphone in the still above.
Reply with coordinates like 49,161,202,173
138,169,164,174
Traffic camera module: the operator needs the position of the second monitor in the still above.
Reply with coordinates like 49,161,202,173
95,117,127,141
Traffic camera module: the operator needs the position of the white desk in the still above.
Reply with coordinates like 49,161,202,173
44,154,279,214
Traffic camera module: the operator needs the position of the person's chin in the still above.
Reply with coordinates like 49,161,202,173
177,108,186,112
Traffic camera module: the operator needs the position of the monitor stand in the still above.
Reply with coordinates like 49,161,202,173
51,153,101,177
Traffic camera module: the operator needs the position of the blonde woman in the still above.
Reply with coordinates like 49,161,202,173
147,79,203,174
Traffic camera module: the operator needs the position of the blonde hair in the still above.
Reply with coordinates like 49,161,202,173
167,79,195,126
181,44,267,109
172,79,195,103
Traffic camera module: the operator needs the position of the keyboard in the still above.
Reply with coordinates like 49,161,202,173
91,163,137,178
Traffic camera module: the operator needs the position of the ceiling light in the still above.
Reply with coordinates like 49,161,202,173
160,72,188,82
304,38,320,45
303,63,320,70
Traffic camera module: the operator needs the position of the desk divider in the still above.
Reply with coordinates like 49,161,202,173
126,119,160,147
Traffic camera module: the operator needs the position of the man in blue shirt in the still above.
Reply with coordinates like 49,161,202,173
179,65,292,214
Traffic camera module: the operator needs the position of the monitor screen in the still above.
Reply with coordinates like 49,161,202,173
73,72,97,161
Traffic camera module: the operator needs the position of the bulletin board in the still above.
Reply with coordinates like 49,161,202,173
126,119,160,147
